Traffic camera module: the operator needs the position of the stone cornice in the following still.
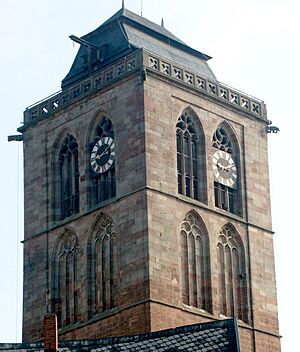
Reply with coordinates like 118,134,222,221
19,48,267,133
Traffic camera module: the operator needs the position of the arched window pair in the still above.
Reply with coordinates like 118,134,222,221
51,214,116,328
54,115,116,221
180,212,248,323
176,109,241,216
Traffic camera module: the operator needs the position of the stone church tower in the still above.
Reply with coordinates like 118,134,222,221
19,6,281,351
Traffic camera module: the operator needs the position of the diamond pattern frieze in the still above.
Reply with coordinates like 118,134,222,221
230,92,239,105
219,87,228,100
62,93,69,105
41,105,49,115
83,81,91,93
94,76,102,89
161,62,171,75
208,82,217,95
252,102,260,114
127,58,136,71
116,64,125,76
72,87,80,98
196,77,206,90
173,67,182,80
149,57,159,70
241,97,250,110
51,99,59,109
105,70,114,82
185,72,194,85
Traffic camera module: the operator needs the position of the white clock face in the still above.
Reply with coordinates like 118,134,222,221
90,136,115,174
213,150,237,189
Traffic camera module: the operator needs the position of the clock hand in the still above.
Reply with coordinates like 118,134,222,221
95,145,110,159
223,163,235,170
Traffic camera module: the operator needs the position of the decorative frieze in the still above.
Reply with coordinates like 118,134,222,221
23,53,140,125
147,52,266,119
23,49,266,127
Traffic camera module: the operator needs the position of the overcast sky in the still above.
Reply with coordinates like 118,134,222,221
0,1,299,351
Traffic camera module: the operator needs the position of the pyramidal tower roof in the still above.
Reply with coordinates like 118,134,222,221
62,6,214,88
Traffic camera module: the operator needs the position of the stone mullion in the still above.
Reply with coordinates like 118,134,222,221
188,136,193,198
180,232,189,305
73,251,78,322
225,245,234,317
232,247,241,320
106,235,112,309
98,239,104,312
67,155,72,216
195,236,202,309
101,236,108,311
179,132,185,195
217,243,226,315
225,187,230,212
58,256,65,327
110,235,115,308
188,234,196,306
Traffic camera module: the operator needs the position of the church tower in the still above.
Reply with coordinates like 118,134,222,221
19,6,281,351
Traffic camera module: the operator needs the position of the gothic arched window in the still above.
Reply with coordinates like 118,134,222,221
89,116,116,206
180,212,211,312
51,230,80,327
176,109,206,202
88,214,116,317
212,125,241,215
59,134,79,220
217,224,248,323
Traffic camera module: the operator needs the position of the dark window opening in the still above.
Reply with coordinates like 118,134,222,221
90,116,116,206
176,112,200,201
59,134,79,220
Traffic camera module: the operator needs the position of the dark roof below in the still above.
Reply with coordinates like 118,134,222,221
0,319,240,351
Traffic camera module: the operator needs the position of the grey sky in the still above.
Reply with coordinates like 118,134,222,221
0,1,298,351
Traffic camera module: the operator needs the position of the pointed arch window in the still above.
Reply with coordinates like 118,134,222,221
176,110,206,202
180,213,211,312
217,224,248,323
88,214,116,317
51,230,80,327
59,134,79,220
212,126,240,215
89,116,116,206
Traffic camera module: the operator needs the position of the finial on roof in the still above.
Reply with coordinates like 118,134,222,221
161,18,164,27
122,0,125,10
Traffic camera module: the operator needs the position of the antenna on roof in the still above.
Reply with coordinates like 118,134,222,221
140,0,143,16
161,18,164,27
122,0,125,9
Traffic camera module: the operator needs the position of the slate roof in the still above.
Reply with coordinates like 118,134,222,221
0,319,240,351
62,6,215,88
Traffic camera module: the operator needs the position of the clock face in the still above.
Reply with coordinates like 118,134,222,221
90,136,115,174
213,150,237,189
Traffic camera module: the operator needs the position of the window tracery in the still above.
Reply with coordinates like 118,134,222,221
176,110,206,201
59,134,79,220
89,116,116,206
212,127,233,153
88,214,116,317
217,224,248,323
180,212,211,312
51,230,80,327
